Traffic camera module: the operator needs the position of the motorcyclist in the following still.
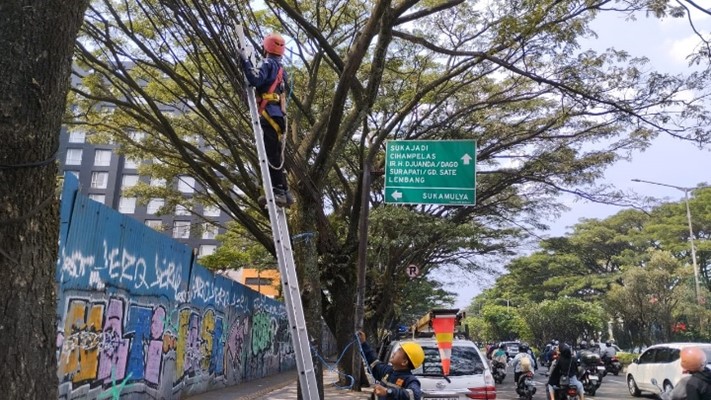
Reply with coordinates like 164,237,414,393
491,343,508,383
547,344,584,400
493,343,508,365
511,344,536,391
601,340,616,363
668,346,711,400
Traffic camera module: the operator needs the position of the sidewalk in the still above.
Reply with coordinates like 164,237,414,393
186,368,373,400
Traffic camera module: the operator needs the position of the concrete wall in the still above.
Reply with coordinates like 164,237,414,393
55,174,295,399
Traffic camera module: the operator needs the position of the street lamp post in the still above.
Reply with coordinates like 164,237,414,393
631,179,704,307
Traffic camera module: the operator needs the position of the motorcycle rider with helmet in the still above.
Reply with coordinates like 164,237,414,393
547,344,584,400
512,344,537,396
491,343,508,383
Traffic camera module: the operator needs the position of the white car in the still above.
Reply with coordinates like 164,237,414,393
626,342,711,396
385,338,496,399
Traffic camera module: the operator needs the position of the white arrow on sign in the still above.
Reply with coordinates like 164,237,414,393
391,190,403,200
461,153,473,165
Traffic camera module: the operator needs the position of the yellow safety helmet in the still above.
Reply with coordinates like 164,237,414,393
400,342,425,369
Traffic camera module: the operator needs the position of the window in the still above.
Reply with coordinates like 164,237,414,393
147,198,164,214
202,224,218,240
203,205,220,217
65,149,83,165
150,177,166,187
175,205,190,216
124,157,139,169
145,219,163,231
199,245,216,257
94,149,112,166
245,277,272,286
173,221,191,239
413,344,485,376
118,197,136,214
178,176,195,193
638,349,657,365
89,194,105,204
68,130,86,143
121,174,139,189
67,171,79,179
90,172,109,189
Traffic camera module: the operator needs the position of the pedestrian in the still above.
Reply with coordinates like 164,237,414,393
357,331,423,400
239,32,293,207
669,346,711,400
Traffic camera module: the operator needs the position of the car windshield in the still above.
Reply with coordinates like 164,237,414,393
414,345,486,377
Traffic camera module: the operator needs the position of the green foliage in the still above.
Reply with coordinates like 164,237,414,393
526,298,606,347
480,304,531,342
616,352,638,367
472,188,711,349
606,250,689,347
199,222,275,271
464,316,491,343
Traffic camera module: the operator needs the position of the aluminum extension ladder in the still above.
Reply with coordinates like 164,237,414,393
236,26,319,400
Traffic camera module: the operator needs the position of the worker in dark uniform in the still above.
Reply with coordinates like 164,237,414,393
239,32,293,207
358,331,424,400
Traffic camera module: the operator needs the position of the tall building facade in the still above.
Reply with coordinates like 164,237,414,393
57,127,230,258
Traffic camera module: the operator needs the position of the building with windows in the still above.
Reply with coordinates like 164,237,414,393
58,128,230,258
218,269,281,298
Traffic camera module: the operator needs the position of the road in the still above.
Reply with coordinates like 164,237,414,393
492,366,647,400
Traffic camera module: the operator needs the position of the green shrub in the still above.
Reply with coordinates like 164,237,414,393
616,352,637,366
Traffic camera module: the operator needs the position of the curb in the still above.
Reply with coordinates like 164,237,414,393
237,379,297,400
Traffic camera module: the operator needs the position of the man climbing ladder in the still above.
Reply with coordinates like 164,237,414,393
236,27,319,400
239,32,294,208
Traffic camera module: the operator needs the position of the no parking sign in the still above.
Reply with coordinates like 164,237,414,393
406,264,419,279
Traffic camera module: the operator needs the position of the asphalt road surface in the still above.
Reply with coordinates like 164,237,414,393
491,367,649,400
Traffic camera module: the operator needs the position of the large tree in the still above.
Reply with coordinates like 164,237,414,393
68,0,711,389
0,1,89,398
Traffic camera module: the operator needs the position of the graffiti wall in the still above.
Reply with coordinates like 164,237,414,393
55,175,296,399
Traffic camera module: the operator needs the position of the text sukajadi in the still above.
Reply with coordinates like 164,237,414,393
384,140,476,206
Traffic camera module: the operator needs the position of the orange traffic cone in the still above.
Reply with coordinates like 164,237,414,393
432,314,456,376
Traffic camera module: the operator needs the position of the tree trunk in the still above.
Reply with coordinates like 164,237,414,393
292,205,324,399
0,1,88,398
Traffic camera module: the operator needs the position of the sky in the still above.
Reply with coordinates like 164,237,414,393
446,7,711,310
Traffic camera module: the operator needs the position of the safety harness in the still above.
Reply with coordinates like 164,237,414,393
257,65,285,138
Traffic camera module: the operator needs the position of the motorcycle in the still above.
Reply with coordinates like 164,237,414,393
550,383,579,400
652,378,672,400
492,360,507,384
516,371,536,400
579,366,601,396
604,356,622,376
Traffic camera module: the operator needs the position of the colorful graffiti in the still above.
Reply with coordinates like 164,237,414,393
55,175,297,400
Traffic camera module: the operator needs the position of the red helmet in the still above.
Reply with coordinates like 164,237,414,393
262,32,285,56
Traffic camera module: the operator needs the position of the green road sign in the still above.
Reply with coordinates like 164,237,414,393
384,140,476,206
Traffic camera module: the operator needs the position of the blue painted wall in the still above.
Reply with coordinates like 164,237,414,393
55,174,296,399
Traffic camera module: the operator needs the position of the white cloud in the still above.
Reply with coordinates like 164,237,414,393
666,33,707,65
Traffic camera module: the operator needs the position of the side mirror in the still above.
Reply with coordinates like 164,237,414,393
633,358,639,364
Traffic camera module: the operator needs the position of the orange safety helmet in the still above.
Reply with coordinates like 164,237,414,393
680,347,707,372
262,32,285,56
